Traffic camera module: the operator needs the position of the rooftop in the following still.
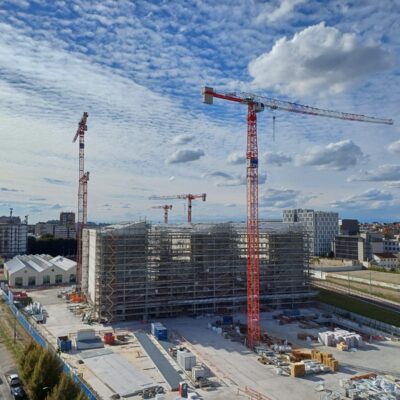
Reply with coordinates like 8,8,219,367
5,254,76,274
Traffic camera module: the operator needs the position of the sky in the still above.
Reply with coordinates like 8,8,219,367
0,0,399,224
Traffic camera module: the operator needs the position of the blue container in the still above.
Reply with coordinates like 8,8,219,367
223,316,233,325
57,336,72,352
155,328,168,340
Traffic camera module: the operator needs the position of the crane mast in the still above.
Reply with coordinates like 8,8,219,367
150,193,206,223
152,204,173,223
202,86,393,348
73,112,88,294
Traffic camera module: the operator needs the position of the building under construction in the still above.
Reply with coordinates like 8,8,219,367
82,221,314,322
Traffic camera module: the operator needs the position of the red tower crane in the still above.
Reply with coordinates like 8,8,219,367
73,112,88,293
81,172,90,227
202,86,393,348
152,205,173,224
149,193,206,223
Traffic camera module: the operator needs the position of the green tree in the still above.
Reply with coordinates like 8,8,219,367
45,373,82,400
19,342,41,386
28,349,63,400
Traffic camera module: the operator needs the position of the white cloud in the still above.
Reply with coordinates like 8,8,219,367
171,134,195,145
225,203,237,207
216,173,267,187
348,165,400,182
331,189,393,209
264,152,292,166
387,140,400,154
205,171,234,180
255,0,305,24
385,181,400,189
166,148,205,164
248,22,391,96
227,152,246,165
297,140,363,171
260,188,300,208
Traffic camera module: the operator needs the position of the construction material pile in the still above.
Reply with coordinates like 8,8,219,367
340,375,400,399
311,350,339,372
318,328,363,349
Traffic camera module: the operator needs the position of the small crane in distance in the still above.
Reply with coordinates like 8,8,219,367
152,204,173,224
149,193,206,223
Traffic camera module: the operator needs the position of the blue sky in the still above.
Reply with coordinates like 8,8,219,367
0,0,399,224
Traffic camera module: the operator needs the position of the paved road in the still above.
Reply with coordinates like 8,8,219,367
0,338,16,400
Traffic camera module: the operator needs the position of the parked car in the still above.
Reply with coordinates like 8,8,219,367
10,386,27,399
6,374,20,388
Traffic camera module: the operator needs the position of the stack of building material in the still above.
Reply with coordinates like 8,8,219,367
318,329,363,348
290,362,306,377
291,349,312,362
177,349,196,371
336,342,348,351
311,350,339,372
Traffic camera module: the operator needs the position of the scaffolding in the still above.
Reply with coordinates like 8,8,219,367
83,221,314,322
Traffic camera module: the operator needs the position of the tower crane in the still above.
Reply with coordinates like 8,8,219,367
73,112,88,294
149,193,206,223
152,205,173,224
81,172,90,227
202,86,393,348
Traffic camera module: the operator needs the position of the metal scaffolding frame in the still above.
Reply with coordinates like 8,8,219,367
84,221,314,322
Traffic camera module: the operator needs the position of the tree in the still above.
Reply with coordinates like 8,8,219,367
28,349,63,400
19,342,41,386
45,373,82,400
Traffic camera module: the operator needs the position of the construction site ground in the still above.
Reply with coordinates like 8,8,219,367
28,288,400,400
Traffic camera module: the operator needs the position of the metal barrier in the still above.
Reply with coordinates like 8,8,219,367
1,289,98,400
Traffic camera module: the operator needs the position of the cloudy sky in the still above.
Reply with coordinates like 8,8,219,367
0,0,399,224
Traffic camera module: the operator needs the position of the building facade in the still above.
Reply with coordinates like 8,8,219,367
60,212,75,227
34,211,76,239
339,219,359,235
373,253,399,270
82,222,313,323
0,216,28,259
283,209,339,256
4,254,76,287
331,235,360,260
383,239,400,253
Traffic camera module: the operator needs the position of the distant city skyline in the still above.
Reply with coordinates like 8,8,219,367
0,1,399,224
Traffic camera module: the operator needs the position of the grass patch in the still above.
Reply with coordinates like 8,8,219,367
316,288,400,327
0,300,29,359
0,314,23,359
